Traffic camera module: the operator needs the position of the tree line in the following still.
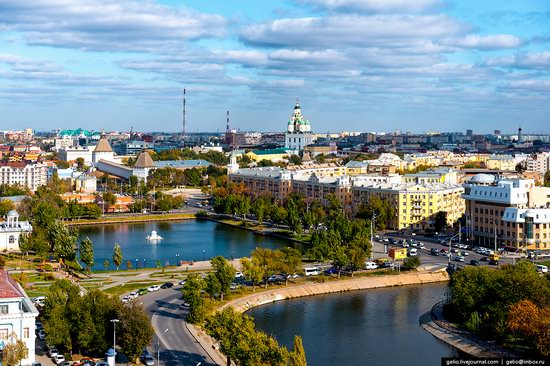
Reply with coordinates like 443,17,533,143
41,280,153,362
182,254,307,366
448,261,550,356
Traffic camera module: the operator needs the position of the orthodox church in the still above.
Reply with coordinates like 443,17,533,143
284,102,315,153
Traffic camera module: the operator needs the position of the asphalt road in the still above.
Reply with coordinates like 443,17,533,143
140,287,218,366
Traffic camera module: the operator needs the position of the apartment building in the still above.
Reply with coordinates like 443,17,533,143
525,152,550,174
0,162,48,191
463,174,550,250
352,182,465,231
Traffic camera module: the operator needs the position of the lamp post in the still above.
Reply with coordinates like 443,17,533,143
111,319,119,361
157,328,169,366
203,250,206,262
370,213,377,259
176,254,180,266
490,219,498,253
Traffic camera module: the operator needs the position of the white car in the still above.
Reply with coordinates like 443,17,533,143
148,285,160,292
364,261,379,270
128,291,139,299
234,272,244,279
53,355,65,365
48,348,59,358
178,280,186,286
121,296,130,303
418,242,425,249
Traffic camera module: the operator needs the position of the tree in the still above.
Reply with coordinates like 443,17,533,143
182,274,207,324
508,299,550,356
545,170,550,187
433,211,448,232
80,236,94,273
289,336,307,366
103,259,109,270
102,192,117,206
289,154,303,165
240,257,264,292
76,157,85,171
208,256,236,301
403,257,421,270
286,198,303,236
0,199,14,217
112,243,123,270
116,301,154,364
0,332,28,366
49,221,78,261
278,248,302,284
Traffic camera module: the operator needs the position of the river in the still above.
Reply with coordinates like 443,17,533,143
248,283,458,365
78,219,295,270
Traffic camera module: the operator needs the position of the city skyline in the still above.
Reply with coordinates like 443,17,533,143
1,0,549,133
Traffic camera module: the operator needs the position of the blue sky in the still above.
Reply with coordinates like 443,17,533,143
0,0,549,134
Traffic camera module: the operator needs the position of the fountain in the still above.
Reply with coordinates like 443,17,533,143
146,230,163,240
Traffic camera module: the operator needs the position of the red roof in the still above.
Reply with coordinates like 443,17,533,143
0,270,24,298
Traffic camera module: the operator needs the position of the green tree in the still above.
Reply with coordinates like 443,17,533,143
286,198,303,236
433,211,448,232
289,335,307,366
102,192,117,206
112,243,123,270
182,274,207,324
240,257,264,292
207,256,236,301
116,301,154,364
289,154,303,165
0,199,14,217
544,170,550,187
278,247,302,284
103,259,109,270
49,221,78,261
80,236,94,273
403,257,421,270
76,157,85,171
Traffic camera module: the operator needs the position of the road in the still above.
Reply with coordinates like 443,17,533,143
140,287,219,366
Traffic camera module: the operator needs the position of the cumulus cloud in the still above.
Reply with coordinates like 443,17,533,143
295,0,444,13
0,0,226,52
485,52,550,70
241,14,468,48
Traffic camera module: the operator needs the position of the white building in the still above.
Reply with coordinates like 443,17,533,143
525,152,550,174
0,162,48,192
74,174,97,193
0,210,33,252
58,146,93,164
132,151,156,181
284,103,315,153
92,136,115,164
0,269,38,365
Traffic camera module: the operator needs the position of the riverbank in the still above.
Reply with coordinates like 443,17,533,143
222,269,449,312
420,301,518,358
67,213,196,226
206,216,310,245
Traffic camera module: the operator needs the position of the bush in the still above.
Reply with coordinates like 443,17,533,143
403,257,421,270
195,210,208,218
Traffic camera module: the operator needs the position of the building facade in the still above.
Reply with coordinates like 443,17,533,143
0,210,32,252
463,174,550,250
0,270,38,365
0,162,48,191
352,182,465,231
58,146,93,164
525,152,550,174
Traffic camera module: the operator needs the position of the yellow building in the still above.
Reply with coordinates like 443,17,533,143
352,182,465,231
486,155,516,170
245,148,288,162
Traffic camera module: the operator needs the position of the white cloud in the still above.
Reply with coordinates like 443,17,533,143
241,14,468,48
0,0,226,52
295,0,444,13
485,52,550,70
444,34,521,50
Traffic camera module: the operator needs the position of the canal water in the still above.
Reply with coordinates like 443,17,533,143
248,283,458,366
78,219,294,270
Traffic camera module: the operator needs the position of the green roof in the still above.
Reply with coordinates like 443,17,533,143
59,128,98,137
251,148,288,155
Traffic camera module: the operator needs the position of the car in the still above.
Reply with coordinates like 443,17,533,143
59,362,71,366
138,288,148,295
234,271,244,279
121,296,130,303
536,265,549,273
148,285,160,292
410,241,418,247
53,356,66,365
402,243,410,248
304,267,321,276
48,348,59,358
160,282,174,289
141,355,155,366
324,267,339,275
129,291,139,299
286,273,299,279
267,274,286,284
480,257,488,262
364,261,378,270
380,262,394,268
230,282,242,290
453,255,465,262
469,260,480,266
178,280,186,286
430,248,439,256
418,242,425,249
461,251,470,256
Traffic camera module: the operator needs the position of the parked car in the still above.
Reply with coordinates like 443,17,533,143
461,251,469,256
160,282,174,289
418,242,425,249
121,296,130,303
536,265,548,273
128,291,139,299
430,248,439,256
323,267,339,275
148,285,160,292
364,262,379,270
234,271,244,279
178,280,186,286
138,288,148,295
304,267,321,276
408,248,418,257
267,274,286,284
380,262,394,268
230,282,242,290
141,354,155,366
48,348,59,358
453,255,465,262
53,355,65,364
469,260,480,266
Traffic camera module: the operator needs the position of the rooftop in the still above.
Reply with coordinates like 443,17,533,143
134,151,156,168
0,270,24,299
93,137,114,153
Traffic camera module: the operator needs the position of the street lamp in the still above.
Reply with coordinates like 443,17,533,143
489,219,498,253
203,250,206,262
157,328,169,366
111,319,119,361
176,254,180,266
370,213,377,259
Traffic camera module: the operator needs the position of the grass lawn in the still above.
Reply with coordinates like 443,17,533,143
103,282,166,297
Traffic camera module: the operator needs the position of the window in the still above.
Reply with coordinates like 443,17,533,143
0,305,8,314
23,327,29,339
0,329,7,340
8,236,14,244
